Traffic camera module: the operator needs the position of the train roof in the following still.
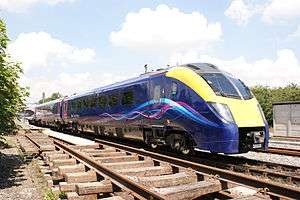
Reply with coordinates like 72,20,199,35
35,98,62,108
66,68,169,100
66,63,220,101
179,63,221,73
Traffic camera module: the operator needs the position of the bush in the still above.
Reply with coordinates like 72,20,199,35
0,19,29,135
251,84,300,126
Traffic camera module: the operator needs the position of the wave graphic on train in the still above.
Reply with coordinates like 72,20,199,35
98,98,218,127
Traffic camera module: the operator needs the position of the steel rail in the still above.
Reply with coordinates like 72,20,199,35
25,134,42,150
268,147,300,157
53,139,165,200
272,136,300,142
50,132,300,192
255,147,300,157
95,138,300,199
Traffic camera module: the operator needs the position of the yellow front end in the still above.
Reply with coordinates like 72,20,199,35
166,66,265,128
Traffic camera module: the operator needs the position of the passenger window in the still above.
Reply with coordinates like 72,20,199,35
109,95,118,107
98,96,107,108
77,100,81,110
72,102,75,111
153,85,161,100
68,102,72,112
90,96,96,107
87,98,91,107
83,99,88,108
81,99,85,108
122,91,134,105
53,104,56,114
171,82,178,96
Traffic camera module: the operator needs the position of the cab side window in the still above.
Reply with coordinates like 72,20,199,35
171,82,178,97
153,85,161,100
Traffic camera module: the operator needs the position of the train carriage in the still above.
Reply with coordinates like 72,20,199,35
31,63,269,154
32,99,61,127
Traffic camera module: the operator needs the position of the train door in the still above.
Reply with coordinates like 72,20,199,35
164,79,178,102
60,99,68,121
149,75,165,124
145,75,166,147
150,75,165,102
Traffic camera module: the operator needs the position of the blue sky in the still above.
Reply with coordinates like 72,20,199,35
1,0,300,102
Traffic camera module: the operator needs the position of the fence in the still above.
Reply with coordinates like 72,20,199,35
273,101,300,137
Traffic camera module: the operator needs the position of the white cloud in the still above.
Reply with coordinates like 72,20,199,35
170,49,300,87
224,0,260,26
8,32,95,72
262,0,300,23
225,0,300,25
21,72,129,103
110,4,222,52
0,0,75,13
288,25,300,39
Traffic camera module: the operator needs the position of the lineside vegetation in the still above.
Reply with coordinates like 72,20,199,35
0,19,29,135
251,84,300,127
38,92,62,104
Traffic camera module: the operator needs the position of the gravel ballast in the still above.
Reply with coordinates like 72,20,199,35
230,139,300,167
0,135,44,200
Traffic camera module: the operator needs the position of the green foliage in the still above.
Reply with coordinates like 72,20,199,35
0,19,29,135
44,189,58,200
38,92,62,104
58,191,67,199
251,84,300,126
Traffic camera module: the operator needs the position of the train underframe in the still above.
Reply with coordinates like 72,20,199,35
29,119,267,154
29,119,196,154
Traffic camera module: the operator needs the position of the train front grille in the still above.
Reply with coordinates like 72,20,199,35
238,127,265,153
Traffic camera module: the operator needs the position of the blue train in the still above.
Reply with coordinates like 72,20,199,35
31,63,269,154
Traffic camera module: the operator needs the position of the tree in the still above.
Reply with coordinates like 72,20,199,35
251,84,300,127
38,92,62,104
0,19,29,134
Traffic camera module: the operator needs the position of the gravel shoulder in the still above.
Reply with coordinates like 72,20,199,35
230,139,300,167
0,134,46,200
231,151,300,167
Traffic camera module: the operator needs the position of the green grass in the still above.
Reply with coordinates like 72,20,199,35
59,191,67,199
44,189,58,200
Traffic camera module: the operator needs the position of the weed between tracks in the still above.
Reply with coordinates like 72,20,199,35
44,189,58,200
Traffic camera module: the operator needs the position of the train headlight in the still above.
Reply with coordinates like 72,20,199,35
209,102,235,123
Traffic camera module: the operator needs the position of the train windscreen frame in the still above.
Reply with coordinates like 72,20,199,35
200,73,253,100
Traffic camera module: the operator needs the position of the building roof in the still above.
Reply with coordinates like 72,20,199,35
273,101,300,105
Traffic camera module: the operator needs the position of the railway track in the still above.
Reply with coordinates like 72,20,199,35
253,146,300,157
160,148,300,189
92,138,300,199
63,131,300,190
272,136,300,142
57,131,300,197
264,147,300,157
18,129,274,200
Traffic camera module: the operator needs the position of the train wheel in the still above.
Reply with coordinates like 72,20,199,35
181,136,194,155
181,146,192,155
168,133,193,155
150,143,158,149
72,123,79,134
